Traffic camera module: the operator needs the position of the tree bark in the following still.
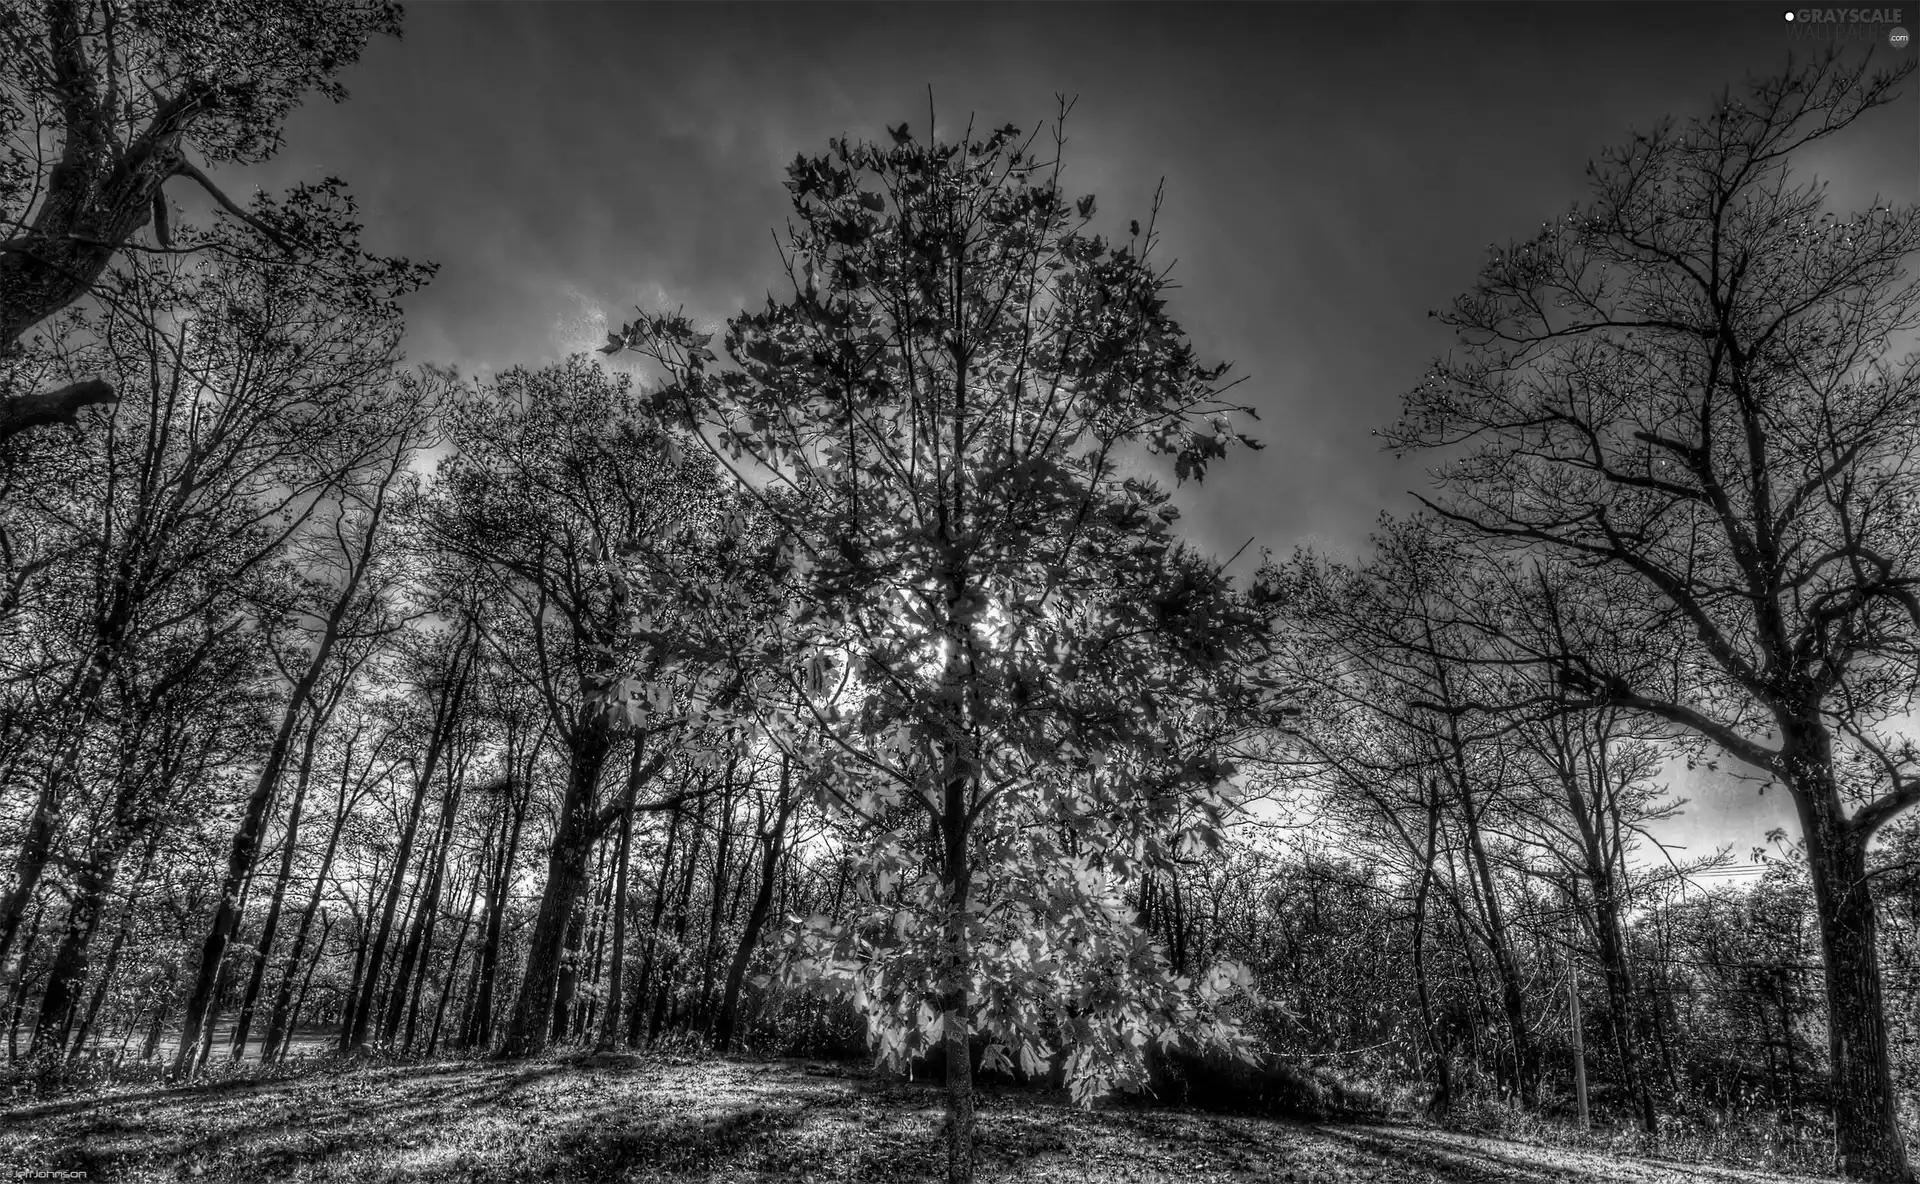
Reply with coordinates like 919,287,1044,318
576,825,617,1040
1453,755,1534,1106
649,791,708,1046
697,773,737,1032
0,612,129,984
68,853,149,1059
138,955,174,1062
941,767,976,1184
552,838,605,1044
30,855,116,1057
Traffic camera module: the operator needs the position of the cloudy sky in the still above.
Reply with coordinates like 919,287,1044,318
226,2,1918,865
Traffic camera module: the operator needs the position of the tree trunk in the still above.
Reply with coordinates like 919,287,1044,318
0,622,126,982
464,777,526,1050
1584,854,1655,1133
383,745,466,1047
261,757,356,1061
940,768,976,1184
427,867,484,1057
698,773,737,1033
0,0,207,355
5,897,47,1060
464,749,532,1052
716,754,795,1052
375,823,429,1035
281,911,333,1061
176,583,373,1074
553,838,606,1044
337,865,381,1049
230,708,326,1060
344,632,473,1052
650,785,708,1045
499,715,613,1058
68,852,150,1059
1788,741,1912,1183
1410,785,1450,1116
31,855,117,1056
138,963,174,1062
1454,762,1534,1106
629,800,682,1048
1549,715,1657,1134
596,798,636,1052
401,877,442,1053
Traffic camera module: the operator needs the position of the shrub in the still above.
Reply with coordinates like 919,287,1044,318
1140,1042,1384,1120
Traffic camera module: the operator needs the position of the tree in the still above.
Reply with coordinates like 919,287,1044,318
1385,54,1920,1180
0,217,427,1020
0,0,402,441
1271,523,1545,1109
226,432,424,1060
257,703,398,1062
424,357,724,1057
332,613,475,1057
28,610,264,1057
619,106,1269,1183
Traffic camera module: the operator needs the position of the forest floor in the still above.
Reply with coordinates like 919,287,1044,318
0,1054,1850,1184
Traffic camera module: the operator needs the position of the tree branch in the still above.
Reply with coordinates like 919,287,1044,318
0,378,117,442
170,157,293,252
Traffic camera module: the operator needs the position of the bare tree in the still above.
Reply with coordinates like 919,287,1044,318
1386,54,1920,1180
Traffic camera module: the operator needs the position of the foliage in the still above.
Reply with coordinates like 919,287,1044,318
615,108,1272,1127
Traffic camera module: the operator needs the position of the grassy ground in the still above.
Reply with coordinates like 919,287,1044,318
0,1054,1850,1183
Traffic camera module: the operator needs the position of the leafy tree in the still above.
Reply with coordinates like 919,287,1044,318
423,357,725,1057
0,0,401,440
28,604,268,1058
1384,55,1920,1179
0,220,426,1026
619,107,1270,1183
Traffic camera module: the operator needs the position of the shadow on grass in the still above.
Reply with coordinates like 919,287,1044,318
1316,1125,1596,1184
1314,1123,1814,1184
0,1058,506,1125
7,1057,916,1183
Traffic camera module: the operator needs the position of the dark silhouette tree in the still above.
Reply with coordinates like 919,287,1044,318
0,0,402,441
1385,54,1920,1180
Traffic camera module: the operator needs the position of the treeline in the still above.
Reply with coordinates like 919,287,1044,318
3,6,1918,1183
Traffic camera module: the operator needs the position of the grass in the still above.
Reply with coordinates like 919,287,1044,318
0,1053,1858,1183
